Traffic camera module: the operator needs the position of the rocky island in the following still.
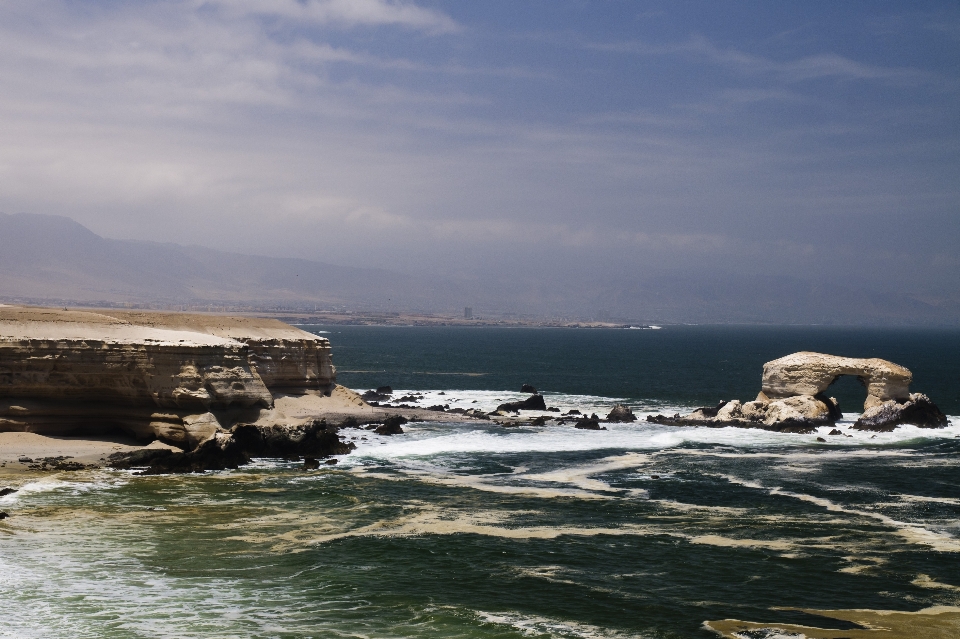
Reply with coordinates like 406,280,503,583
648,351,948,432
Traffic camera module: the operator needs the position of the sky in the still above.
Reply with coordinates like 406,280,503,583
1,1,958,313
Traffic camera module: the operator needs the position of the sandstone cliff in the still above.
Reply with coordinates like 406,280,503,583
0,306,342,447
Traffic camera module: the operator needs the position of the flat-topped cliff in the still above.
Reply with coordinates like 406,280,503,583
0,305,340,447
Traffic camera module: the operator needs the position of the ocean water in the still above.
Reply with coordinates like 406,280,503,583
2,325,960,638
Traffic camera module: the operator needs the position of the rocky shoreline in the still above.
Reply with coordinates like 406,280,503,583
1,308,952,476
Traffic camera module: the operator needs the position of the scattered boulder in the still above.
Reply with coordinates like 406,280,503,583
530,416,546,426
376,386,393,395
816,437,827,442
497,394,547,413
606,404,636,422
574,414,606,430
853,393,948,431
0,487,17,496
361,390,391,402
828,429,843,435
303,457,320,469
325,458,338,465
521,384,538,394
374,415,407,435
0,511,8,520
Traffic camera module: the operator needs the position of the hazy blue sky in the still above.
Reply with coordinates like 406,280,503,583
1,1,958,301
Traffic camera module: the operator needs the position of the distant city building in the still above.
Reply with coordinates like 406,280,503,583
464,306,473,319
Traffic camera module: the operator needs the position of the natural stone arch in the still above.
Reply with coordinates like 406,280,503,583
759,352,912,411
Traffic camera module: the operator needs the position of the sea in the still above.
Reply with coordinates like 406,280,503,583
2,325,960,638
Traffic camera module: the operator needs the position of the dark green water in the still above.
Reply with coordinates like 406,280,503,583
2,326,959,638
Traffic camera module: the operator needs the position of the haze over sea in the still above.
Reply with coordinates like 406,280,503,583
2,325,960,638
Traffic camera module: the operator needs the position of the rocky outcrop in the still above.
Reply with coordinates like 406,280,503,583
606,404,636,422
853,393,948,431
760,352,911,410
497,394,547,413
108,420,355,474
0,306,340,447
647,351,946,433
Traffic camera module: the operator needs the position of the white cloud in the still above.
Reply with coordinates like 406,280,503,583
199,0,460,33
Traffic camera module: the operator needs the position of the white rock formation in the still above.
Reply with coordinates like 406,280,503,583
760,351,911,410
647,351,944,432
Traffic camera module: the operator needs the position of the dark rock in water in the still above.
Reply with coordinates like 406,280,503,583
521,384,537,394
107,448,177,469
426,404,447,412
232,420,354,458
766,420,818,434
546,407,560,412
374,415,407,435
0,487,17,497
376,386,393,395
565,409,581,415
606,404,637,422
530,416,546,426
115,434,249,475
17,457,32,463
497,394,547,413
340,417,360,429
303,457,320,470
853,393,948,431
696,401,729,418
109,420,355,474
361,390,391,402
325,458,338,465
0,511,8,520
396,395,420,403
574,414,606,430
816,437,827,442
828,428,843,435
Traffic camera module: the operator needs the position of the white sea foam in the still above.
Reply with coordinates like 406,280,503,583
335,412,960,466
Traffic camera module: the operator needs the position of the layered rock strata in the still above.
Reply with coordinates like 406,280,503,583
0,306,342,448
648,351,947,433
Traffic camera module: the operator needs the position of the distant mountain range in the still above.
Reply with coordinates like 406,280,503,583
1,213,957,325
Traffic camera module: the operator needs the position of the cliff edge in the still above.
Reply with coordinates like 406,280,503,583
0,305,348,448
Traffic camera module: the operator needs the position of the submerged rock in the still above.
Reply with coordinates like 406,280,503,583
520,384,538,394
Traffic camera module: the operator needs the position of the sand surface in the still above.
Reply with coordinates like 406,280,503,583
0,305,323,345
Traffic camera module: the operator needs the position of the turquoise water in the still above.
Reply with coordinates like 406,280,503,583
2,326,960,638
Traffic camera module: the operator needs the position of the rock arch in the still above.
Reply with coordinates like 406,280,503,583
760,352,911,411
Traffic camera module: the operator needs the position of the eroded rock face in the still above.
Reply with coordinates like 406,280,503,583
0,306,339,446
761,352,911,410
